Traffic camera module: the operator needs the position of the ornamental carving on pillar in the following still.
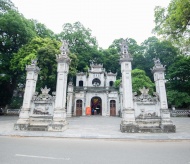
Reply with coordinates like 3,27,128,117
32,86,55,102
60,40,69,55
133,87,159,102
32,86,56,115
25,59,40,72
151,58,166,73
56,41,71,63
120,39,133,61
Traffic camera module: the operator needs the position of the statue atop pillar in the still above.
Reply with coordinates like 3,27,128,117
60,40,69,55
120,39,133,61
151,58,166,73
56,41,71,63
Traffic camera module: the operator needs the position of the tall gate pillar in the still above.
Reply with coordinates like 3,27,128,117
14,59,40,130
48,41,71,131
152,58,175,132
119,40,139,133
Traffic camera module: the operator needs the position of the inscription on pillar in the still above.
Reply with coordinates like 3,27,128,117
59,74,64,80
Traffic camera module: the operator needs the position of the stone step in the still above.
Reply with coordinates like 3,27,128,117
28,125,48,131
29,116,52,126
136,118,161,121
139,127,162,133
136,118,161,126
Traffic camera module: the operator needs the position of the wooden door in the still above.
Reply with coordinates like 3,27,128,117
76,100,82,116
110,100,116,116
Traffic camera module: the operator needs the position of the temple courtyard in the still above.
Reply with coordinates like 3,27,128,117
0,116,190,140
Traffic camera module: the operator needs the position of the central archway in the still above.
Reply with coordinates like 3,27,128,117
91,97,102,115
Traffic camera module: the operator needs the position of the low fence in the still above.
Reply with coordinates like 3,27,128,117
2,108,190,117
170,110,190,117
6,109,20,115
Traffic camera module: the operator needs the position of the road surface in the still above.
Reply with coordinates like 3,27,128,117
0,136,190,164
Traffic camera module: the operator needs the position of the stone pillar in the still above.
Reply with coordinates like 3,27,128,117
14,59,40,130
119,40,139,133
152,58,175,132
66,82,73,117
106,91,109,116
119,83,123,117
48,41,71,131
82,98,86,116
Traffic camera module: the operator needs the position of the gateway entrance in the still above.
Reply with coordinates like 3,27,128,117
91,97,102,115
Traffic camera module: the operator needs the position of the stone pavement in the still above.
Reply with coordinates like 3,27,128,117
0,115,190,140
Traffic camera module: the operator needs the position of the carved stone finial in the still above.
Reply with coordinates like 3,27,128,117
60,40,69,55
120,39,129,56
139,87,149,96
31,58,37,65
119,39,133,62
26,59,40,72
153,58,161,65
41,86,50,95
55,40,71,63
151,58,166,73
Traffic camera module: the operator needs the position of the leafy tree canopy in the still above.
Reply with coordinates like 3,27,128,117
141,36,179,79
132,69,155,95
58,22,99,72
0,0,17,14
153,0,190,54
114,69,154,95
108,38,145,75
167,90,190,108
0,9,36,106
30,19,57,39
166,55,190,108
167,55,190,93
11,37,61,91
11,37,79,91
0,10,36,54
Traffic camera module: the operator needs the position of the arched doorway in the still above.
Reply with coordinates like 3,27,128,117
91,97,102,115
110,100,116,116
76,100,82,116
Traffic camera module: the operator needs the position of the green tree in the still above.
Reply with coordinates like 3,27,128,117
114,69,154,94
58,22,98,72
132,69,154,95
11,37,60,91
108,38,142,56
153,0,190,54
0,9,36,106
0,0,57,106
100,48,120,77
167,55,190,93
11,37,79,91
166,55,190,107
167,90,190,108
108,38,145,73
141,36,179,79
0,0,17,13
30,19,56,39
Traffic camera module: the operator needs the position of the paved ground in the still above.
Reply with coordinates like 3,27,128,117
0,116,190,140
1,136,190,164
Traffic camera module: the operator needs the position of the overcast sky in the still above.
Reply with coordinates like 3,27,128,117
11,0,170,49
